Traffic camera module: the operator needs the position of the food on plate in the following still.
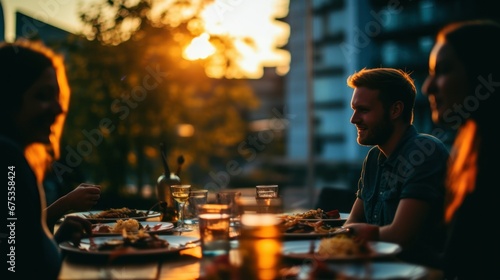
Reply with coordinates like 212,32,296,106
91,219,168,234
112,218,140,232
87,230,169,251
283,220,341,234
85,207,148,219
279,208,341,233
317,234,372,257
92,219,141,233
281,208,340,221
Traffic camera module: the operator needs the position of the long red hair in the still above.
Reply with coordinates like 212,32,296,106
18,40,71,185
444,120,478,222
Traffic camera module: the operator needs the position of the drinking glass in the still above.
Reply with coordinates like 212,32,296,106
170,184,192,232
184,189,209,226
216,191,242,216
216,191,242,235
256,185,279,199
198,204,231,257
256,185,279,213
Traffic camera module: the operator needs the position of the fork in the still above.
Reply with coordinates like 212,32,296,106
180,239,201,248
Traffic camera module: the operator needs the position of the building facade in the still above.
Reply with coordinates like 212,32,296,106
284,0,500,194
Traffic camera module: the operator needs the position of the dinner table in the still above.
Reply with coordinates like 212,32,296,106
56,192,445,280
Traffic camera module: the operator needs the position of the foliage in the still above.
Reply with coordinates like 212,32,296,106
55,0,260,197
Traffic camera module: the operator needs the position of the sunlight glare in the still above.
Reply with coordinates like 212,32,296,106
184,0,290,79
183,33,216,60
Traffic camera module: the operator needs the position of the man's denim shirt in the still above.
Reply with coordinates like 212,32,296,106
357,125,449,226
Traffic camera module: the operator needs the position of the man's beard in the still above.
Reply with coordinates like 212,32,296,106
358,116,393,146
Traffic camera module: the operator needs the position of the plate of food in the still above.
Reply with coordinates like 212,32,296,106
280,209,348,220
282,220,347,239
91,219,174,236
282,234,401,261
59,232,199,258
65,207,161,223
279,209,349,239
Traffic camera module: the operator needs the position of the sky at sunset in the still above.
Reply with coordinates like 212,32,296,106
1,0,290,78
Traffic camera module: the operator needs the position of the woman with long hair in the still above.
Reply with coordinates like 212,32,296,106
422,19,500,279
0,40,96,279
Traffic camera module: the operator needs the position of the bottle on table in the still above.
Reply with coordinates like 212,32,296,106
156,172,181,222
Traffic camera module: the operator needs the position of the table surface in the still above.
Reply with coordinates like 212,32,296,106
57,189,444,280
57,221,444,280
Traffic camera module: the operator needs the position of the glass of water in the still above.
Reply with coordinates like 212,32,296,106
184,189,209,226
198,204,231,257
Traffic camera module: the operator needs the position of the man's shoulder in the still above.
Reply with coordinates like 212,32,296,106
414,132,448,147
405,126,446,145
404,132,449,157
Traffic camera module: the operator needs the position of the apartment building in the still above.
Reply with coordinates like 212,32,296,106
284,0,500,193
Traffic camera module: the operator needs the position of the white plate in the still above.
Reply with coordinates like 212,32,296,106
60,235,199,257
91,221,174,236
282,240,401,261
65,210,161,223
281,213,349,239
328,262,428,280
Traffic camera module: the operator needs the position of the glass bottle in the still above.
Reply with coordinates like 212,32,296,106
156,172,181,222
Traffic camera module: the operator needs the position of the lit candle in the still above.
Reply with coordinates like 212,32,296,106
238,214,283,280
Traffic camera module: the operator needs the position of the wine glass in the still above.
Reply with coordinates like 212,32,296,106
170,184,192,232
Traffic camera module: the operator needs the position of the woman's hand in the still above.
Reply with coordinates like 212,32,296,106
53,215,92,245
65,184,101,212
45,183,101,232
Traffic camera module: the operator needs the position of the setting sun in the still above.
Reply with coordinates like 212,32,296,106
183,0,290,79
183,33,216,60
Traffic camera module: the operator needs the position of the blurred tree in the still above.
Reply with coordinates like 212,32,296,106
54,0,260,202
